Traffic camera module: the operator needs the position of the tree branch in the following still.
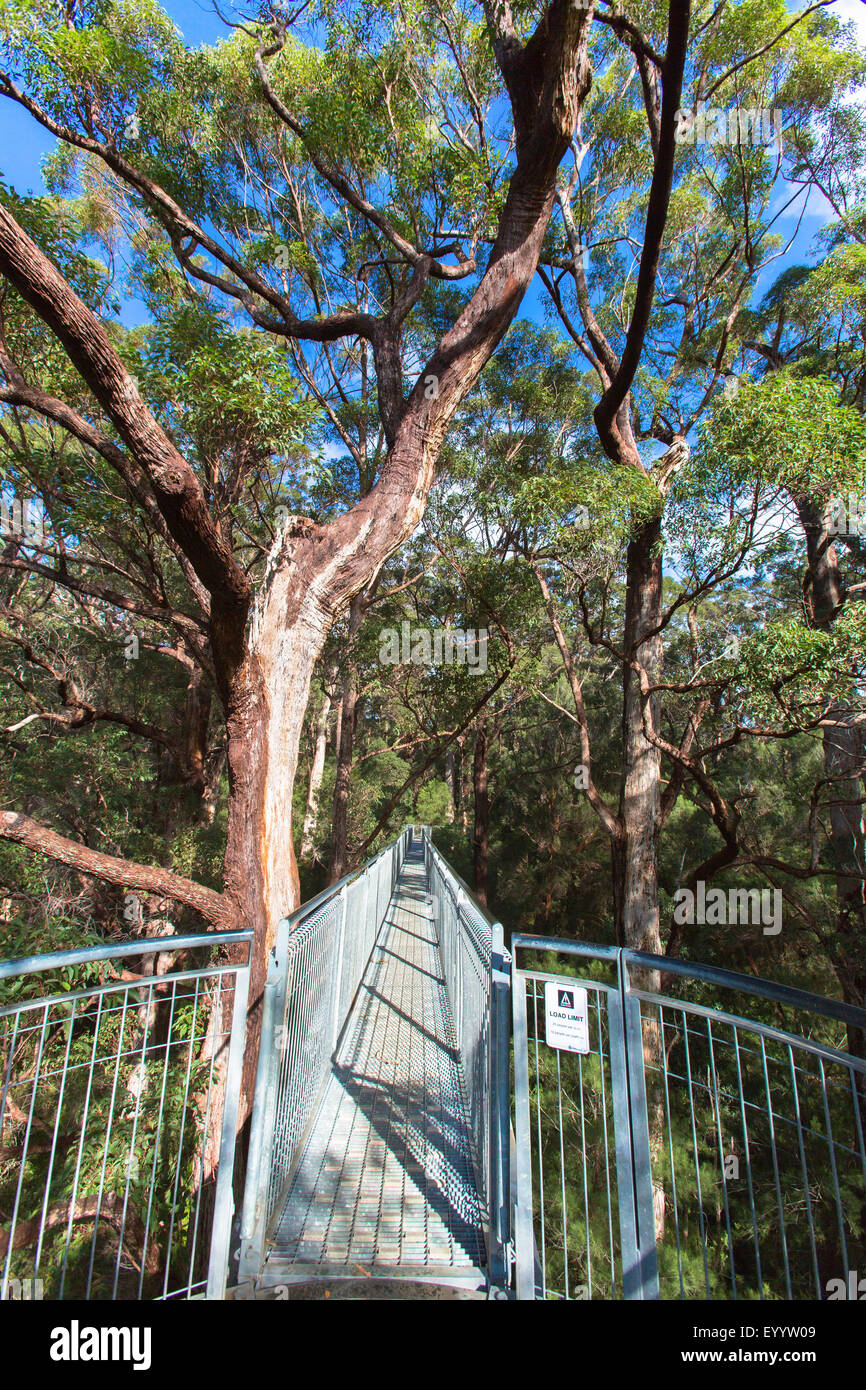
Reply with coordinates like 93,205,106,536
0,809,235,929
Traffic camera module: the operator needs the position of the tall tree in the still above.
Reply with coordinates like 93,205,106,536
0,0,599,1120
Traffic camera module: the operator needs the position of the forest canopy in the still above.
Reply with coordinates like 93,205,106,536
1,0,866,1114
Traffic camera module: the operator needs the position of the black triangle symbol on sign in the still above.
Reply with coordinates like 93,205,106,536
558,990,574,1010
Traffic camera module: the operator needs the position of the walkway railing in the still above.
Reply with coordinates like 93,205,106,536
511,937,866,1301
7,829,864,1303
422,830,512,1290
236,828,411,1285
0,930,251,1301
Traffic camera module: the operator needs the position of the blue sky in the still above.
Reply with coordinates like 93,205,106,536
2,0,864,190
0,0,229,194
0,0,863,333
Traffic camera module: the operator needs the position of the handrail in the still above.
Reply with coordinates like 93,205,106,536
0,928,251,1301
511,933,866,1031
510,931,866,1301
0,928,253,981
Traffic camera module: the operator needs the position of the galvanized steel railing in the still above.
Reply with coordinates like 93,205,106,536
511,937,866,1301
0,930,252,1301
236,828,411,1285
422,829,512,1290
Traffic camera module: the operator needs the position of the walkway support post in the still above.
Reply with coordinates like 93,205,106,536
207,959,252,1300
235,919,290,1292
488,921,512,1294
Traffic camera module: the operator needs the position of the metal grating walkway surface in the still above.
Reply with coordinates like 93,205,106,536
264,849,486,1281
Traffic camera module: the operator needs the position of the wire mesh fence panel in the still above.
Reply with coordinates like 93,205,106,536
516,972,624,1300
266,897,342,1225
0,933,251,1301
512,938,866,1301
426,845,491,1208
423,833,511,1283
637,993,866,1301
241,829,412,1261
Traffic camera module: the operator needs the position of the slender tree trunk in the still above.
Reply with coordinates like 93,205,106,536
473,719,489,906
200,744,226,825
300,657,338,861
329,593,368,884
334,696,343,756
459,735,471,833
444,746,456,823
617,517,664,963
617,516,666,1240
182,667,211,794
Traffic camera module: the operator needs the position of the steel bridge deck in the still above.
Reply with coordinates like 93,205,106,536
261,848,486,1287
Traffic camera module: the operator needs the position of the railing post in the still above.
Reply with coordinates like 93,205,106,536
511,967,535,1300
330,887,349,1050
234,919,290,1293
617,951,660,1299
455,887,467,1045
488,922,511,1294
206,957,252,1300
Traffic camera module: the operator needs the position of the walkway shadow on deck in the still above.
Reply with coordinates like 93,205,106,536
272,862,486,1271
276,1059,486,1269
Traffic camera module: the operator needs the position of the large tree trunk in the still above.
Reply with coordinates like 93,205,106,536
219,572,330,1128
797,497,866,1067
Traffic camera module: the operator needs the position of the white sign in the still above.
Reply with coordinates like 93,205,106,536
544,981,590,1053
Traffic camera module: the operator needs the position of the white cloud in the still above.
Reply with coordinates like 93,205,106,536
830,0,866,43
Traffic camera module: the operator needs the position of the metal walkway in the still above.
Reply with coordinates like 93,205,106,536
5,823,866,1302
262,848,485,1285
